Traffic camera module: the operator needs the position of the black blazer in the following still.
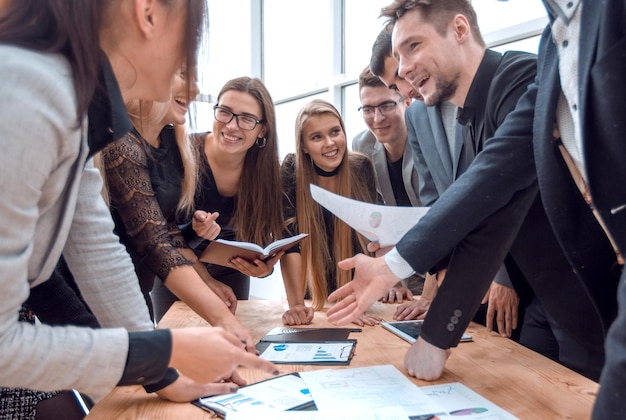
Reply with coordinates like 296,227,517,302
396,1,620,357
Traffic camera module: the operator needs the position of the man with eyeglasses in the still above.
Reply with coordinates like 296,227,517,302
353,66,421,301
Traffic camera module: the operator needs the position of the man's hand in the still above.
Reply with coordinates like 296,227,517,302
404,337,451,381
170,327,277,385
366,241,394,257
156,371,247,402
327,254,401,325
484,282,519,337
282,304,314,325
380,284,414,303
192,210,220,240
393,299,430,320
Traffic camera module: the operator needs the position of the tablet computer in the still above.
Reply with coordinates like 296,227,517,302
381,320,472,344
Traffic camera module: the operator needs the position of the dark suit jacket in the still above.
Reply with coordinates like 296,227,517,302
394,2,619,373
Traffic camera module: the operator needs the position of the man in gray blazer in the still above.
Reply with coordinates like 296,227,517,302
352,66,418,207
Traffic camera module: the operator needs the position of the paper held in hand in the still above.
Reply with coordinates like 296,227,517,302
309,184,430,247
199,233,308,267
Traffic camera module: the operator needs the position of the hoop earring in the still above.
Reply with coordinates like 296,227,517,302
256,137,267,148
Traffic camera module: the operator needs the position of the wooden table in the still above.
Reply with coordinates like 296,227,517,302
87,300,599,419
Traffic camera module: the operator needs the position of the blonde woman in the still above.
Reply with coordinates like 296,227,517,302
280,99,382,327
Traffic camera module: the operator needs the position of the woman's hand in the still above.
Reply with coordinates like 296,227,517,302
205,277,238,314
192,210,220,240
282,304,314,325
229,251,284,278
351,313,382,327
155,370,247,402
380,284,414,303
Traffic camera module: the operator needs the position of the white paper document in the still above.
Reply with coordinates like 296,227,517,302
299,365,445,416
421,382,519,419
226,406,411,420
310,184,429,247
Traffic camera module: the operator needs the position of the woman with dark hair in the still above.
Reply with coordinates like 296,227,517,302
153,76,285,313
0,0,275,414
280,99,382,327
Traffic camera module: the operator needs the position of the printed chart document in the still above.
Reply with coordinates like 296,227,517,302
258,341,356,365
310,184,429,247
421,382,519,419
299,365,445,416
199,233,308,267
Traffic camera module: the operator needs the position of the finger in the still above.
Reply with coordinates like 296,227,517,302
194,210,208,221
238,351,278,375
405,289,414,300
282,313,294,326
485,305,494,332
206,212,220,222
336,256,357,271
497,314,506,337
226,370,247,386
366,241,381,253
327,283,354,303
327,300,359,325
196,382,241,397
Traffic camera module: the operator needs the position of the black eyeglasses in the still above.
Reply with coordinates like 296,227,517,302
358,100,399,118
213,105,265,131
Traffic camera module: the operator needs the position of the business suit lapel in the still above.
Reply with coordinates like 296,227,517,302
401,143,420,206
427,105,454,186
372,139,395,205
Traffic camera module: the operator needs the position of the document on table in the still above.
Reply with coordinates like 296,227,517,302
258,341,355,364
421,382,519,419
310,184,429,247
227,407,411,420
298,365,445,417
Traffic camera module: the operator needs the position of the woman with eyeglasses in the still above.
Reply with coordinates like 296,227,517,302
279,99,382,327
151,76,285,317
0,0,276,413
99,69,259,358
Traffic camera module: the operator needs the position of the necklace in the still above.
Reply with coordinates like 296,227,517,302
313,162,340,177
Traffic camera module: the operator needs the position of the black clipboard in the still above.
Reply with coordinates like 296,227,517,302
256,339,357,365
192,372,316,418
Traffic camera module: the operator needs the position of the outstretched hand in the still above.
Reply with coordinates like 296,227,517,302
326,254,401,325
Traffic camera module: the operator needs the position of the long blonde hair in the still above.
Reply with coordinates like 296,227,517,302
293,99,374,310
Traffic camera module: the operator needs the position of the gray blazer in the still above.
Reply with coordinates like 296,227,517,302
0,46,152,401
352,130,420,206
406,100,471,206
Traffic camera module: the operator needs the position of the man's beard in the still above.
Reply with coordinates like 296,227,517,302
423,76,458,107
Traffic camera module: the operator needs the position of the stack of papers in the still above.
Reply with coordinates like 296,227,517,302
194,365,518,419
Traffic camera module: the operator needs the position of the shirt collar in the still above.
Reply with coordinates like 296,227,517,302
457,49,501,126
543,0,581,24
87,54,133,158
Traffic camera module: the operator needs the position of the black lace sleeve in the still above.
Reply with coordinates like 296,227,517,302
101,133,194,282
